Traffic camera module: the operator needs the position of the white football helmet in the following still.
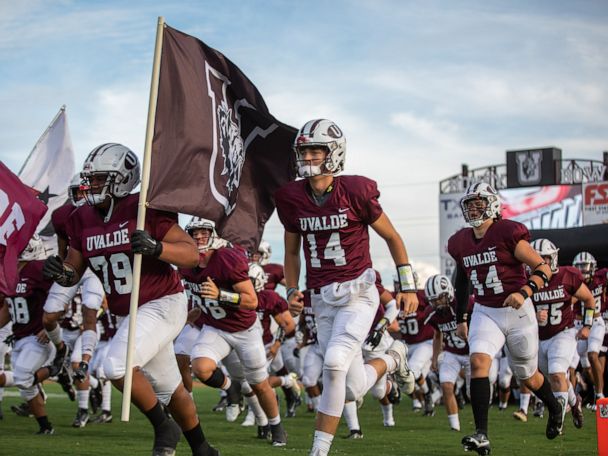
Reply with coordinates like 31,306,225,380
573,251,597,281
460,182,501,228
294,119,346,177
424,274,454,309
257,240,272,266
68,173,86,207
185,217,230,252
248,262,268,292
19,234,47,262
530,238,559,273
81,143,141,205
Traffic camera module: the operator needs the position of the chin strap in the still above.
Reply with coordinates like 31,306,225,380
103,197,115,223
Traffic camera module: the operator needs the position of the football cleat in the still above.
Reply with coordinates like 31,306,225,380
257,424,270,440
571,394,584,429
533,401,545,418
36,426,55,435
90,383,103,414
212,396,227,412
225,404,241,423
56,368,76,401
72,408,90,428
456,388,467,409
512,409,528,422
241,408,255,427
11,402,32,417
387,340,415,395
383,418,395,427
462,432,491,455
92,411,113,424
270,423,287,447
51,343,71,375
152,418,181,456
546,396,566,440
387,378,401,405
345,429,364,439
424,391,435,416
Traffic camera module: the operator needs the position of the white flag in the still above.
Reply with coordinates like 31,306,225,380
18,106,75,250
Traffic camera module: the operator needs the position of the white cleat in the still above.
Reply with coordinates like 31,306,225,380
241,409,255,427
383,418,395,427
388,340,415,395
225,404,241,423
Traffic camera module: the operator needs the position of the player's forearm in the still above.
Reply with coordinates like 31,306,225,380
158,240,199,268
284,251,301,289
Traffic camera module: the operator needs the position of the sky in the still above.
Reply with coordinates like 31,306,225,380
1,0,607,287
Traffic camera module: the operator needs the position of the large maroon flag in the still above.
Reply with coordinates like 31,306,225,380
0,162,48,295
147,25,297,252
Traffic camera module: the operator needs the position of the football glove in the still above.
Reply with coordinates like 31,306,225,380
365,317,389,349
43,255,75,286
130,230,163,257
73,361,89,382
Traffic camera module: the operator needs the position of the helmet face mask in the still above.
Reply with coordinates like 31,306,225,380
460,182,501,228
81,143,141,206
68,173,86,207
248,262,268,292
573,251,597,282
294,119,346,178
424,274,455,311
185,217,230,253
19,235,47,262
257,240,271,266
530,238,559,273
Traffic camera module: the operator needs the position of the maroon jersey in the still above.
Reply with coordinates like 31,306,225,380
60,294,82,330
51,203,76,241
257,289,288,344
6,261,52,340
98,309,118,341
67,193,183,316
301,292,318,346
275,175,383,289
395,290,435,344
575,268,607,316
532,266,582,340
263,263,285,290
448,219,529,308
179,247,256,333
424,299,472,355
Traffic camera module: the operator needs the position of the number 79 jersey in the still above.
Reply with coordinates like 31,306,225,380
275,175,383,289
448,219,529,308
67,193,183,316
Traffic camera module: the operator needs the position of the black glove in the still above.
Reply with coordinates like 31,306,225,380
43,255,75,286
365,318,389,349
293,347,300,359
131,230,163,257
3,333,15,347
73,361,89,382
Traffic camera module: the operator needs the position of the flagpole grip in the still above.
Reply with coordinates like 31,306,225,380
121,15,165,422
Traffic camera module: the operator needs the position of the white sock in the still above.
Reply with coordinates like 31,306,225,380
499,401,508,409
102,381,112,411
221,376,232,391
380,353,397,373
2,371,14,388
310,430,334,455
89,375,99,389
567,383,576,406
46,325,63,345
420,380,429,394
245,394,268,426
381,403,393,422
364,364,380,392
77,389,89,410
448,413,461,431
311,395,320,411
520,393,531,412
268,415,281,425
343,401,360,430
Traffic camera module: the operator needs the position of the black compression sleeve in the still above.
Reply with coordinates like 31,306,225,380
454,264,470,324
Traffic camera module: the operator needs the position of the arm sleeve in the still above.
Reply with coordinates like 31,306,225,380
454,264,471,323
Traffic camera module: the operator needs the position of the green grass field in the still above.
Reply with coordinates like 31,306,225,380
0,382,599,456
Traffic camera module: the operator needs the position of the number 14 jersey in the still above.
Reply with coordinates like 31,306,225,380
275,175,383,290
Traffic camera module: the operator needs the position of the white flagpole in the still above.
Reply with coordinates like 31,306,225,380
18,105,66,176
121,16,165,422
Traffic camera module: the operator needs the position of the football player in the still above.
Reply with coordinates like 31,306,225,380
530,239,592,428
572,251,606,409
42,144,218,456
424,274,472,432
0,236,60,434
183,217,287,446
449,182,564,455
275,119,416,456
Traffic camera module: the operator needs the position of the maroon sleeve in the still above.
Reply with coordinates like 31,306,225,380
67,211,84,252
565,267,584,295
51,205,70,240
447,230,462,263
350,176,383,225
275,184,300,233
146,209,178,241
272,292,288,316
504,220,530,251
220,248,249,283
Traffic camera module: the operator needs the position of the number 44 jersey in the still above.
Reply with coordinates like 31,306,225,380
448,219,529,309
275,175,383,290
67,193,184,316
